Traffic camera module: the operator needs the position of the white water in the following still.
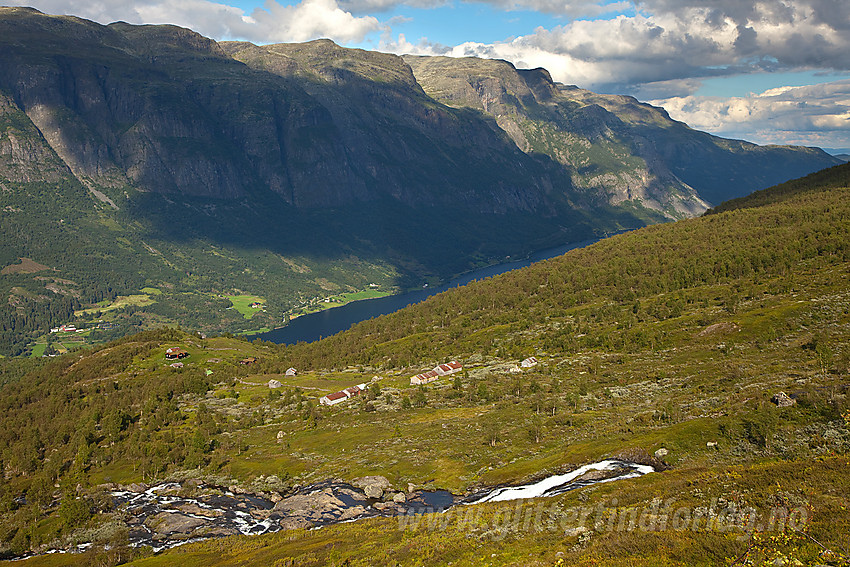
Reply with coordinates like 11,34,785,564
472,460,654,503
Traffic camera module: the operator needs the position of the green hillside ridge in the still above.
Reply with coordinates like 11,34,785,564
1,163,849,565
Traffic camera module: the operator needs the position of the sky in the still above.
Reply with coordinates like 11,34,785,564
6,0,849,152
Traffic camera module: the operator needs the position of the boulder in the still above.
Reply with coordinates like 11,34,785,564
392,492,406,503
771,392,796,407
271,486,372,528
352,475,391,499
654,448,669,459
145,511,207,535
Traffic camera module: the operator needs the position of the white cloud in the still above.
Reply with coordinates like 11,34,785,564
339,0,449,14
382,0,850,97
6,0,384,44
649,79,850,147
463,0,631,17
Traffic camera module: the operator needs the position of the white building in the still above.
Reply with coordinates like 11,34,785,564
319,383,367,406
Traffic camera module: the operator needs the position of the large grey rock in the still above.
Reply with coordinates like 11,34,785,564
144,511,207,535
771,392,796,407
352,475,391,499
271,486,371,529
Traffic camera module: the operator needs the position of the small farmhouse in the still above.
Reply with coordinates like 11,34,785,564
319,383,367,406
165,347,188,360
411,370,439,386
520,357,538,368
410,361,463,385
285,367,297,376
268,379,282,389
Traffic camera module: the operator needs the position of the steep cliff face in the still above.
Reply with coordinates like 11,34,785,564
403,55,839,216
219,39,565,213
0,9,573,214
0,7,839,221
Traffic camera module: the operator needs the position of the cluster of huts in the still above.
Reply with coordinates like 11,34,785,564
165,347,189,360
410,361,463,385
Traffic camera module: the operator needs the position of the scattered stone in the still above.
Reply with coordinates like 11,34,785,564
277,431,285,443
771,392,796,407
654,448,669,459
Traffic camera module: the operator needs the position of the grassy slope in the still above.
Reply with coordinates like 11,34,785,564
3,164,850,566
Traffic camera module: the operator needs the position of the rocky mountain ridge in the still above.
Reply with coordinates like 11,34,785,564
0,6,839,219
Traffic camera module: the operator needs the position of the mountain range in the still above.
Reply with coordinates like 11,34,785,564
0,6,841,354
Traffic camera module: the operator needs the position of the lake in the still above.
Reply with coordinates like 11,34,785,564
258,236,606,345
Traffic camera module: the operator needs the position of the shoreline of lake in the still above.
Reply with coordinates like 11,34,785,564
258,232,623,345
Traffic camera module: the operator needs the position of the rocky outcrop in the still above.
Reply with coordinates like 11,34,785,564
144,511,206,537
269,485,373,529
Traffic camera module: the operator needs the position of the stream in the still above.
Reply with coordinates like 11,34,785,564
25,460,652,558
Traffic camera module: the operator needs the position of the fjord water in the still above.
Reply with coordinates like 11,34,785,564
259,237,605,345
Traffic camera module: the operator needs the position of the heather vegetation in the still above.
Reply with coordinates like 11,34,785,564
1,163,849,566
